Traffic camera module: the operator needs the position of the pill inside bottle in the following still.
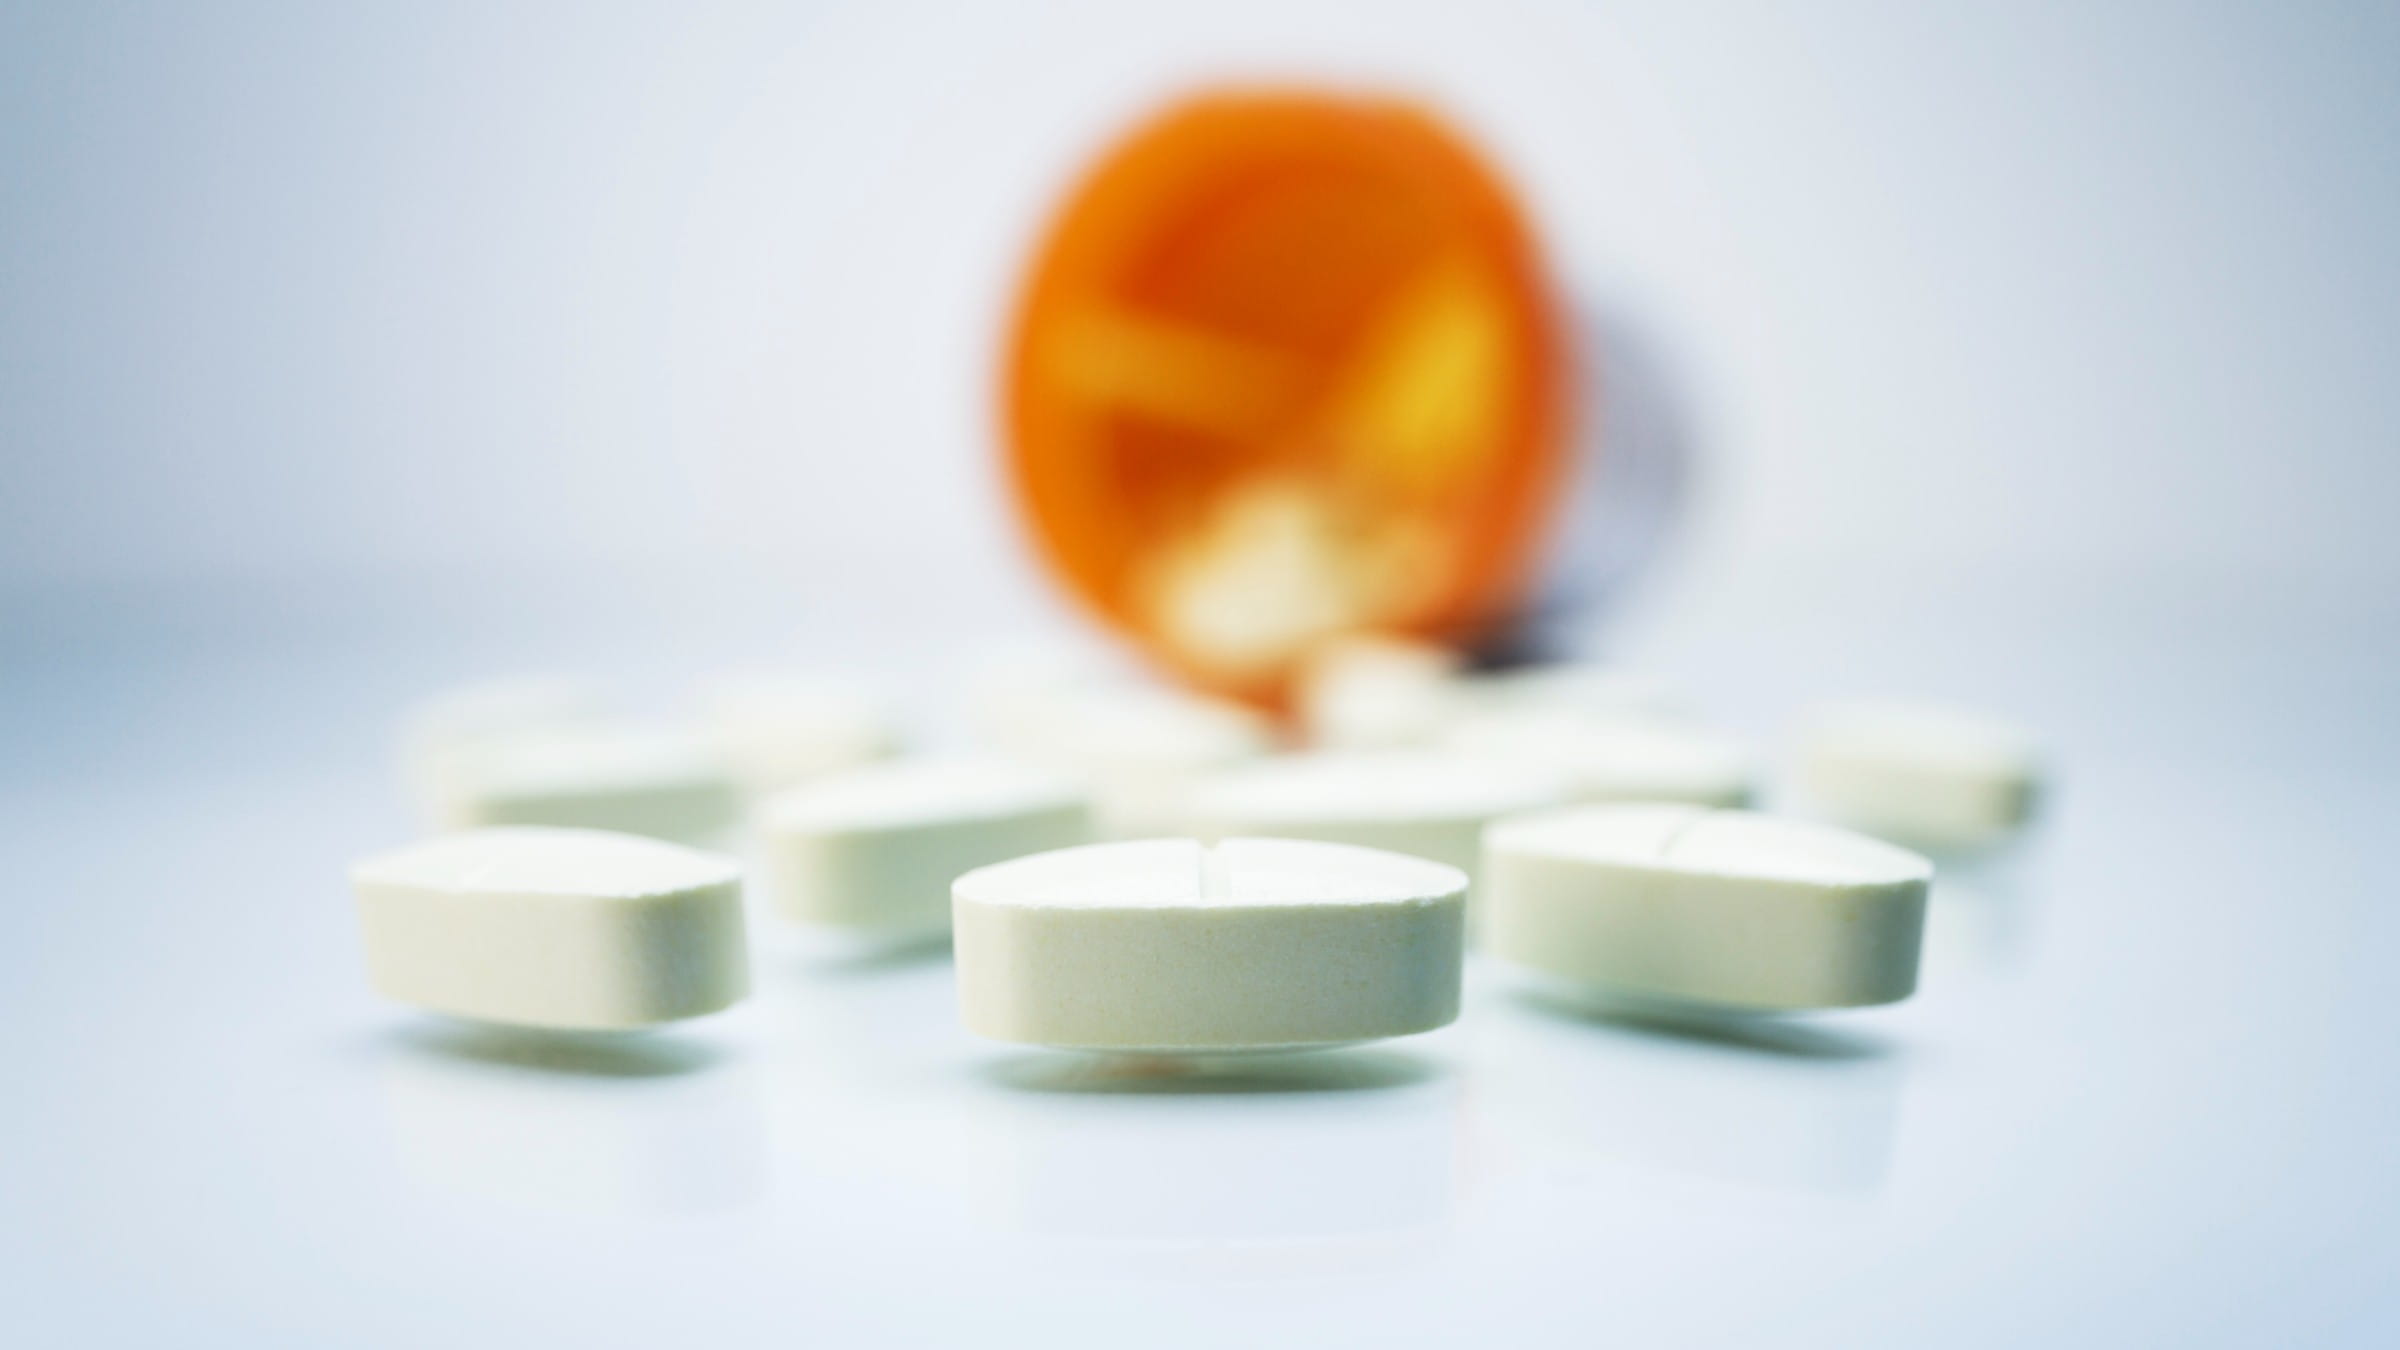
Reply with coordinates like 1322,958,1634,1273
1004,89,1576,710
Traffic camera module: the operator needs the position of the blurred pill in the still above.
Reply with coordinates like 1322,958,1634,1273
353,827,748,1030
758,758,1090,940
1295,634,1464,750
1794,700,2043,851
424,726,740,846
1040,687,1277,837
1482,805,1930,1012
1183,750,1563,877
953,837,1465,1053
399,675,609,810
1446,708,1753,807
1457,663,1686,722
702,674,899,795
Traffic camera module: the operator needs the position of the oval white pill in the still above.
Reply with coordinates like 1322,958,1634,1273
426,727,741,846
1795,700,2043,850
702,674,899,795
1043,687,1276,838
953,837,1466,1053
1446,709,1753,807
399,675,608,811
1182,751,1564,876
758,758,1091,938
352,827,749,1030
1482,806,1931,1011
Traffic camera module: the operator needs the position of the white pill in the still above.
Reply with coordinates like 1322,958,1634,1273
1042,687,1276,838
758,758,1091,938
353,827,748,1029
399,676,608,810
1295,635,1464,750
1446,709,1753,807
953,837,1466,1052
1482,805,1931,1011
426,727,741,846
1458,663,1686,722
1182,750,1564,876
1795,700,2043,850
701,674,898,794
964,642,1135,761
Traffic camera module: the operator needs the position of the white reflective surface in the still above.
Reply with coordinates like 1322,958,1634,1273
1,578,2393,1348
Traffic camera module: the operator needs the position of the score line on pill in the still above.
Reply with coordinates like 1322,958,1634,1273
953,837,1467,1054
1482,805,1931,1012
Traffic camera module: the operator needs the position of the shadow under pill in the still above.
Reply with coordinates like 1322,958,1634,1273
980,1046,1441,1096
1510,986,1900,1062
1482,982,1907,1196
377,1020,732,1078
784,933,955,980
965,1051,1461,1253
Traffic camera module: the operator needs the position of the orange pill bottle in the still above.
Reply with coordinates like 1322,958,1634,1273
1003,88,1581,711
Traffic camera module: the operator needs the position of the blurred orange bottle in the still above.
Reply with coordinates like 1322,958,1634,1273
1004,88,1579,711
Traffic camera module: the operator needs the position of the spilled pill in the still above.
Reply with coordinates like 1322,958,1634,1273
1458,663,1686,723
1447,709,1753,807
352,826,748,1030
1795,700,2042,850
758,758,1090,939
1482,805,1930,1012
702,674,899,795
399,675,607,811
1183,750,1563,877
953,837,1466,1053
422,727,742,846
1041,687,1276,837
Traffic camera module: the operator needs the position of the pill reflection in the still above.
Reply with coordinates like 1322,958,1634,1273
1920,839,2044,979
1480,979,1906,1196
967,1049,1460,1273
376,1023,764,1217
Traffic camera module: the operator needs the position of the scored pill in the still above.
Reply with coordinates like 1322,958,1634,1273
1481,805,1931,1012
757,758,1091,939
352,827,749,1030
952,837,1467,1053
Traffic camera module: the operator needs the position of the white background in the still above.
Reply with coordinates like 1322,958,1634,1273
2,2,2395,1346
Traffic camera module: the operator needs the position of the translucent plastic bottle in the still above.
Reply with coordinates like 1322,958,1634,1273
1002,88,1587,710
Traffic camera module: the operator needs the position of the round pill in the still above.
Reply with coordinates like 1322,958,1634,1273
758,758,1091,938
424,727,742,846
953,837,1467,1053
352,826,748,1030
1482,805,1932,1011
1794,700,2043,850
1182,750,1564,876
1446,709,1753,807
